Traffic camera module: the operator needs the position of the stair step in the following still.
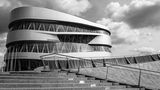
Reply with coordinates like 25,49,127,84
111,88,140,90
0,73,71,77
9,71,42,74
0,79,101,83
0,83,125,88
0,76,86,80
0,71,140,90
0,73,78,78
0,86,120,90
0,75,77,78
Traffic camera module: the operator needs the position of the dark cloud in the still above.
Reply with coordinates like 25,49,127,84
97,18,140,45
104,0,160,29
125,4,160,29
0,9,9,33
0,0,92,33
19,0,47,6
0,0,53,34
0,0,58,34
0,0,22,33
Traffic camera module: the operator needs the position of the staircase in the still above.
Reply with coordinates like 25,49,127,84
0,70,141,90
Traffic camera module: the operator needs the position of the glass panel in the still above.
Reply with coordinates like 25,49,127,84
10,21,109,35
7,42,111,53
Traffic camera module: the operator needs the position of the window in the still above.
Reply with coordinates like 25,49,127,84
10,21,109,35
7,42,111,53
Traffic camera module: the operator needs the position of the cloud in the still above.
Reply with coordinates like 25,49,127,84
0,32,7,39
0,52,4,57
0,32,7,51
130,0,155,8
0,0,11,8
0,33,7,64
97,18,140,44
105,0,160,28
0,0,92,34
126,1,160,28
105,2,129,20
97,0,160,45
133,47,159,55
18,0,49,7
19,0,92,16
0,0,23,33
53,0,92,16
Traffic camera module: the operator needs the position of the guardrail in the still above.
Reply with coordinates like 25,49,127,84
40,53,160,89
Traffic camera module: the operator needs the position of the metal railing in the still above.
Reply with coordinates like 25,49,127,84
40,53,160,89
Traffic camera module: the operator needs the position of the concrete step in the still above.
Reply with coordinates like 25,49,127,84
111,88,140,90
0,86,126,90
9,71,43,74
0,79,101,83
0,75,77,78
0,71,139,90
0,76,87,80
8,70,66,74
0,72,70,76
0,74,77,78
0,72,74,77
0,83,125,88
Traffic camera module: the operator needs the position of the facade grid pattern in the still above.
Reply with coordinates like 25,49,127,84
10,21,109,35
7,42,111,53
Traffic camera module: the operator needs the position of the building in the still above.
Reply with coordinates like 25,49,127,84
4,7,111,71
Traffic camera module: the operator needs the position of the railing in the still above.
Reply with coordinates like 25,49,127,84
40,53,160,89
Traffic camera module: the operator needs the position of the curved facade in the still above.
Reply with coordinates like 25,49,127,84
4,7,112,71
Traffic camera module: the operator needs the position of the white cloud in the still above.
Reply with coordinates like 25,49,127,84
0,52,4,57
105,0,160,28
105,0,158,20
116,24,140,44
17,0,92,16
96,18,111,26
0,33,7,55
0,33,7,69
97,18,140,44
130,0,155,8
0,0,23,9
105,2,129,20
133,47,158,55
97,0,160,46
0,32,7,41
53,0,92,16
0,0,11,8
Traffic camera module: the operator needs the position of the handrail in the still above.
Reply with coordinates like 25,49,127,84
41,53,160,59
41,53,160,74
94,59,160,74
40,53,160,89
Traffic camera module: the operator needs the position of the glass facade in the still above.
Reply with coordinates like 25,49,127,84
57,35,96,43
7,20,111,54
7,42,111,53
9,21,109,35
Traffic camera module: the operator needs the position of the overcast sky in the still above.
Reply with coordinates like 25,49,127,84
0,0,160,60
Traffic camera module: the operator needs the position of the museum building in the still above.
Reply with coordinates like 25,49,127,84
4,7,111,71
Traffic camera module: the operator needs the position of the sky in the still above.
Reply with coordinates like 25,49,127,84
0,0,160,61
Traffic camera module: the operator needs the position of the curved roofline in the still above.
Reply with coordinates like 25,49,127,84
9,19,111,35
9,7,111,34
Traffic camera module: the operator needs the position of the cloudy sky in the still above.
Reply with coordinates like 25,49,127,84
0,0,160,60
